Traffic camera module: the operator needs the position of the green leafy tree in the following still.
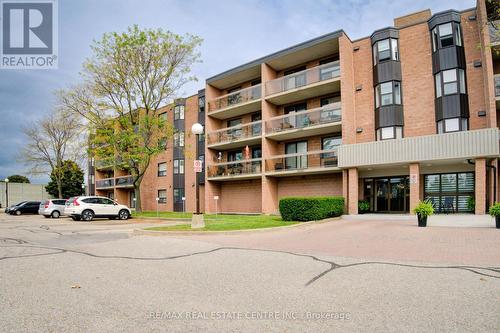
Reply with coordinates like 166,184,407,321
60,25,202,212
46,160,84,199
7,175,30,183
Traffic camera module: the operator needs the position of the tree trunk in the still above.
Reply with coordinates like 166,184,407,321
134,185,142,213
57,177,63,199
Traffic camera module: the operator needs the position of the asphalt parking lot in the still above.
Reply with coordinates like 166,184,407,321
1,213,499,332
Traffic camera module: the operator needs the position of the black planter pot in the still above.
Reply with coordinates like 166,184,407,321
417,214,427,227
496,216,500,229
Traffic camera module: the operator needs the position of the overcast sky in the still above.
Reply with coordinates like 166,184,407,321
0,0,474,183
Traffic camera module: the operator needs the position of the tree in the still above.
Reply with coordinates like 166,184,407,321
7,175,30,183
60,25,202,212
46,160,84,199
19,108,83,199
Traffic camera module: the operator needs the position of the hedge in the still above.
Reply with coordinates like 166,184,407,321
279,196,344,222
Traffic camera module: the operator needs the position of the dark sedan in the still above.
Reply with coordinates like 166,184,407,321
9,201,41,215
4,201,27,214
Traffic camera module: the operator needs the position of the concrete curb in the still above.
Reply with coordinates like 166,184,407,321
133,217,341,236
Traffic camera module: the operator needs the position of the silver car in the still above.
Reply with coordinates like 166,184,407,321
38,199,67,218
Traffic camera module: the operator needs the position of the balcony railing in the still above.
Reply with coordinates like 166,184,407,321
494,74,500,97
207,158,262,178
207,120,262,146
266,103,341,134
265,149,339,173
265,61,340,96
115,175,134,187
95,178,114,189
489,20,500,45
208,84,262,113
95,159,113,170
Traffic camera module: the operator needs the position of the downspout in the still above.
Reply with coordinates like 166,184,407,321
467,159,497,203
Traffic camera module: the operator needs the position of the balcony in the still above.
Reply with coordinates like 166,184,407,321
207,84,262,119
338,128,500,168
489,20,500,46
95,159,114,171
265,61,340,105
95,178,114,189
495,74,500,98
265,103,341,141
265,149,340,177
207,120,262,150
115,175,134,188
207,158,262,181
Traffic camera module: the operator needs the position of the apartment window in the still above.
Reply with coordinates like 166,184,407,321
285,141,307,169
320,95,341,107
435,69,466,97
372,38,399,65
375,81,401,107
157,162,167,177
173,159,184,174
198,97,205,112
158,112,167,122
174,105,184,120
376,126,403,141
228,150,242,162
173,188,184,204
173,131,184,147
227,118,242,138
431,22,463,52
158,137,167,149
251,113,262,136
157,189,167,204
437,118,468,134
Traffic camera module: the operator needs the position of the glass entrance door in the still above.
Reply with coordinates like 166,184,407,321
365,176,409,213
375,179,389,212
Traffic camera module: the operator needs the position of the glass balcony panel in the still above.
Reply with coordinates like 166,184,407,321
265,149,339,172
95,178,114,188
115,176,134,187
207,84,262,113
207,159,262,178
265,103,341,134
265,61,340,96
207,120,262,145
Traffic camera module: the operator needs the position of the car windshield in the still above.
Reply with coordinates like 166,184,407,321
12,201,27,207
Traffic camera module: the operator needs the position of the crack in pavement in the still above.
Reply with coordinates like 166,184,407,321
1,237,499,286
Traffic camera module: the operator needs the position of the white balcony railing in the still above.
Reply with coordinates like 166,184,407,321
208,84,262,113
266,103,341,135
207,120,262,146
265,61,340,96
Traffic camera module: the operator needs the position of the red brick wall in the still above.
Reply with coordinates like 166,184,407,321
277,174,342,199
219,180,262,213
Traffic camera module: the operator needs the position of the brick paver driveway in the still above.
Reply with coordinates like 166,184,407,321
181,217,500,266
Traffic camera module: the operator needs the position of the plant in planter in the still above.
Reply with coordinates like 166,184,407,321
358,200,370,214
413,200,434,227
488,203,500,229
466,196,475,213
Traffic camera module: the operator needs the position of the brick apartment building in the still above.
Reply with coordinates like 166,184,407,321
90,0,500,216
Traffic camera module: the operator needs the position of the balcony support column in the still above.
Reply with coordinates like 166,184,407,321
409,163,421,214
475,158,487,215
347,168,358,215
262,176,278,215
342,170,349,213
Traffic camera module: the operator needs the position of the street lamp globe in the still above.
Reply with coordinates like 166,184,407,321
191,123,204,135
4,178,8,183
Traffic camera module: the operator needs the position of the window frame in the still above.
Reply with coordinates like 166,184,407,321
173,131,185,147
173,188,185,204
431,22,463,52
376,126,403,141
174,105,185,120
437,117,468,134
157,189,167,204
157,162,167,177
434,68,466,97
173,159,185,174
372,38,399,65
375,81,402,108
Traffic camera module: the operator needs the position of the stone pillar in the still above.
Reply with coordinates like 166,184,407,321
262,176,278,215
409,163,420,214
475,158,486,215
342,170,349,213
348,168,358,214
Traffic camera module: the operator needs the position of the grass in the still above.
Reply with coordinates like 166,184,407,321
145,214,299,232
133,211,193,219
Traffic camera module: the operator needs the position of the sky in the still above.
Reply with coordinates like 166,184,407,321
0,0,475,184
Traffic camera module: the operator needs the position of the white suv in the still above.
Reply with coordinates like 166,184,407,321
64,196,131,222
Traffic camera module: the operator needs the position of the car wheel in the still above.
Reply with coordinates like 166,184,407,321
51,211,60,218
118,209,129,220
81,210,94,222
15,210,21,216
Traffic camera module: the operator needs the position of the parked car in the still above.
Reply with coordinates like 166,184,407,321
38,199,67,218
64,196,131,222
9,201,41,215
4,201,27,214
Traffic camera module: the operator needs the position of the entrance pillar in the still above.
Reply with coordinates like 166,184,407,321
409,163,421,214
348,168,358,214
342,170,349,213
475,158,486,215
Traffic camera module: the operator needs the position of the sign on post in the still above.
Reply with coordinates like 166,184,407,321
194,160,203,173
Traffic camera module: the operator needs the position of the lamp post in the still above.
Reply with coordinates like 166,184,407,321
4,178,9,208
191,123,204,228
